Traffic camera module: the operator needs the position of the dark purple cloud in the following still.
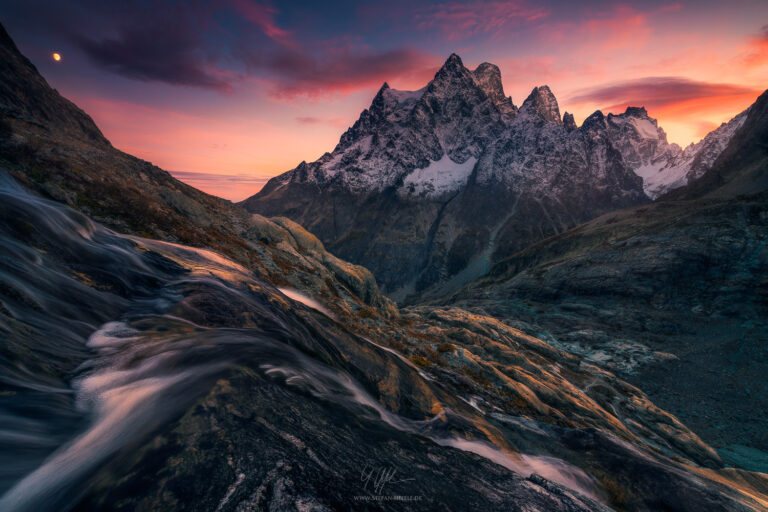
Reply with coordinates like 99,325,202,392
61,1,434,97
77,19,230,90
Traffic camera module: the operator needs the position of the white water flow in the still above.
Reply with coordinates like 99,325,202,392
0,172,604,510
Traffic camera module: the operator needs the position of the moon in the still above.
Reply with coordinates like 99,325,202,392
52,52,61,62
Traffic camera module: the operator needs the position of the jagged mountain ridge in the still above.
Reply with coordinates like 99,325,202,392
443,89,768,473
243,54,749,301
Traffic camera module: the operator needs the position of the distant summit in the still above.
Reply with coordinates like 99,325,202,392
520,85,562,124
242,54,752,301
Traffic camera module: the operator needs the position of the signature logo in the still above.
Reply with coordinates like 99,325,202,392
360,465,415,495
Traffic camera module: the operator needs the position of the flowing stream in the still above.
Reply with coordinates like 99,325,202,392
0,173,602,510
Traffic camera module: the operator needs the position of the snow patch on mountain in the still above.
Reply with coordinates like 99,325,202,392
618,116,659,139
634,163,688,198
629,108,750,198
401,155,478,198
387,87,426,104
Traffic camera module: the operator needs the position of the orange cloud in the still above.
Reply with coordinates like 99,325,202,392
582,5,651,50
568,76,761,144
740,25,768,68
569,76,758,111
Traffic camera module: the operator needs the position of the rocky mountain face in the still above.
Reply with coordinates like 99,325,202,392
2,23,768,511
444,92,768,475
243,54,748,302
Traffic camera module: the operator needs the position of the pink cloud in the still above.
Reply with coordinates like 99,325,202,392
229,0,294,46
495,56,563,83
568,76,759,144
656,3,683,14
740,25,768,68
263,47,436,99
569,76,759,112
582,4,651,50
169,171,271,200
295,116,348,127
415,1,550,40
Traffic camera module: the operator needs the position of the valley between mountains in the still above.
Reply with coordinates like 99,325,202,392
1,20,767,512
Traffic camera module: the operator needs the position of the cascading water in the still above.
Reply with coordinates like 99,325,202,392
0,173,609,511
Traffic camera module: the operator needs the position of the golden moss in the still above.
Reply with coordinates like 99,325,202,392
462,367,492,388
409,355,431,367
599,475,630,509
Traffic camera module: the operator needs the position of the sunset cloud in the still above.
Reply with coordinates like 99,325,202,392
569,76,758,112
581,5,651,50
3,0,766,199
77,20,232,90
740,25,768,68
229,0,294,47
414,1,549,40
71,1,435,98
258,47,435,98
566,76,759,144
295,116,348,127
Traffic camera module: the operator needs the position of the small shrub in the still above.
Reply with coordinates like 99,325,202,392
409,355,431,367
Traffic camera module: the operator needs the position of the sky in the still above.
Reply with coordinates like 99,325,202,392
1,0,767,201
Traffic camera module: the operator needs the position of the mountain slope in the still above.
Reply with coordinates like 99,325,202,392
444,93,768,472
3,172,767,511
0,23,394,318
243,54,749,302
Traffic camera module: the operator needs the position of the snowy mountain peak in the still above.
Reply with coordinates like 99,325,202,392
563,112,577,131
431,53,471,83
250,54,750,207
443,53,464,70
623,106,648,118
520,85,562,124
244,53,760,297
473,62,518,119
473,62,504,102
429,53,478,93
370,82,390,109
607,109,665,141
